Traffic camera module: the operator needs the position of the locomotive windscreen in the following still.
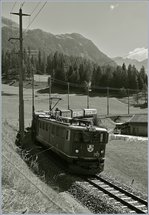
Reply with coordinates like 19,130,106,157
74,131,108,144
83,131,107,143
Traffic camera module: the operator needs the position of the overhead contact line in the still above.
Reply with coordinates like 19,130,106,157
30,2,41,16
10,2,17,13
24,2,47,33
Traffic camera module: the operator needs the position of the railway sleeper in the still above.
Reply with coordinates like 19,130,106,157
116,193,125,197
129,210,136,213
96,182,104,185
128,200,139,204
112,190,119,193
121,197,132,200
143,209,148,213
136,205,147,208
105,187,114,191
108,197,114,200
121,205,127,208
92,180,104,184
114,201,122,205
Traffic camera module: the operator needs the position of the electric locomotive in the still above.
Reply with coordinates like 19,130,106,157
32,107,109,175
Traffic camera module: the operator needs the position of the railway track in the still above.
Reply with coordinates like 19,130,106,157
83,175,148,214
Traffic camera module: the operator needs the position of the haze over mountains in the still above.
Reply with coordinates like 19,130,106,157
2,17,147,71
113,57,148,72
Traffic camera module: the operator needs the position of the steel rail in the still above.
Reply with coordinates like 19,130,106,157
94,175,147,206
83,176,147,214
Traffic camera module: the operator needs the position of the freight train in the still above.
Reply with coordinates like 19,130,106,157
32,107,109,175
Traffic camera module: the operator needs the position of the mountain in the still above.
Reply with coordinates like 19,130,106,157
113,56,148,72
2,17,116,67
2,17,19,28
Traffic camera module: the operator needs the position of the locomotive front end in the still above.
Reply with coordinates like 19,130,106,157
70,124,109,175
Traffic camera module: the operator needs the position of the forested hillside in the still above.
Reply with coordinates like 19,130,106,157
2,17,147,93
2,49,147,93
2,17,116,66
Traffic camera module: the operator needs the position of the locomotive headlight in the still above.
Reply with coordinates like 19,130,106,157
75,149,79,153
101,150,104,155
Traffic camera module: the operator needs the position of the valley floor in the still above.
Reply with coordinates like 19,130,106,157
2,84,148,213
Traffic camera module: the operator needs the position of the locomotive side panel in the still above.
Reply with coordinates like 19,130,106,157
51,124,71,155
37,120,49,144
36,119,73,160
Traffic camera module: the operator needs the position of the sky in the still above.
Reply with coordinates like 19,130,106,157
1,0,148,60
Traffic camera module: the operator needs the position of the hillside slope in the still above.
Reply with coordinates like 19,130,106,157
2,17,116,67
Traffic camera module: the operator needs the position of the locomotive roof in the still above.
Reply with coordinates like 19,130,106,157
69,124,107,131
36,114,107,132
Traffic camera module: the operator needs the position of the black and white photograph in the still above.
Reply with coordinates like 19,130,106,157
1,0,148,214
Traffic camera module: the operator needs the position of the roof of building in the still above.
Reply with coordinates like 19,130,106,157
129,114,148,124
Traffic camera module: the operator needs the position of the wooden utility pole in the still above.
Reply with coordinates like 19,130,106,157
48,76,52,111
67,82,70,109
107,87,109,115
10,8,30,143
26,49,38,118
128,89,130,114
87,86,89,109
32,66,35,117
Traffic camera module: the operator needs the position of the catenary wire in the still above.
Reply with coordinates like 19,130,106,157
20,1,25,9
30,2,41,16
24,2,47,33
8,2,47,47
10,2,17,13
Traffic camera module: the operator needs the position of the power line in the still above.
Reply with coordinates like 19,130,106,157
8,2,46,48
10,2,17,13
30,2,41,16
51,78,142,92
20,1,25,9
24,2,47,33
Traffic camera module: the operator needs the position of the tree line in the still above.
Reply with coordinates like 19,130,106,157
2,48,147,92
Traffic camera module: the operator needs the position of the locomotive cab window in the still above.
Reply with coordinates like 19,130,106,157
66,130,70,141
100,133,104,142
74,132,83,142
99,132,107,143
83,132,90,143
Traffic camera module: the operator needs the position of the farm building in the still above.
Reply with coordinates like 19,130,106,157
120,114,148,137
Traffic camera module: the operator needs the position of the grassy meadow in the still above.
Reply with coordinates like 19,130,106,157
103,138,148,194
2,83,148,213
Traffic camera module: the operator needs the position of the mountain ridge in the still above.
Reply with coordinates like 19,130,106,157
113,56,148,72
2,16,116,67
